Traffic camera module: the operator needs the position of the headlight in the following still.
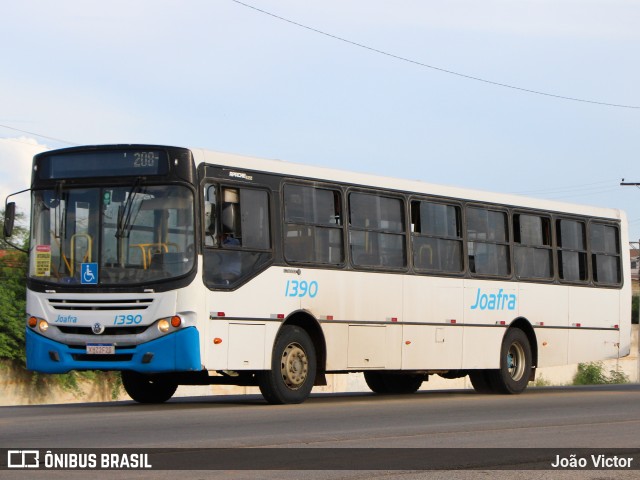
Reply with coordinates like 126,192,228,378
157,315,183,333
38,320,49,333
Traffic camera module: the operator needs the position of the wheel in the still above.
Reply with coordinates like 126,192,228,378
364,372,391,394
468,370,496,394
121,371,178,404
259,325,317,404
489,328,532,394
364,372,425,395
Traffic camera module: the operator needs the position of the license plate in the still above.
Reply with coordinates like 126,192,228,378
86,343,115,355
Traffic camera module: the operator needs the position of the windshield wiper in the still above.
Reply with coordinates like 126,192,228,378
115,178,145,268
49,181,72,275
116,177,143,240
53,181,65,240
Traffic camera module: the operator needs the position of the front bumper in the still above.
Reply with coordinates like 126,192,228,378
26,326,201,374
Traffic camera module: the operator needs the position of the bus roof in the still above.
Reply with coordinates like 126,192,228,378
193,147,626,222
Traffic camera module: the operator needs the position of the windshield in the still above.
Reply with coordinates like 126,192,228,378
29,184,195,286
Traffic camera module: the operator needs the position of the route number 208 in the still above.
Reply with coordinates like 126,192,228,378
284,280,318,298
133,152,158,167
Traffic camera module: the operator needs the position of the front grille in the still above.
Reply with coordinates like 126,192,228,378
58,325,149,335
48,299,153,311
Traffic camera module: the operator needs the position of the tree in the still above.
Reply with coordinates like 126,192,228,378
0,208,28,362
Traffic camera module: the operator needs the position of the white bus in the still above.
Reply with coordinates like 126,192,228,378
4,145,631,404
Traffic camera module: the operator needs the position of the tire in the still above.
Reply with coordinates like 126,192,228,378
364,372,391,394
121,371,178,404
489,328,532,394
468,370,495,394
364,371,425,395
259,325,317,404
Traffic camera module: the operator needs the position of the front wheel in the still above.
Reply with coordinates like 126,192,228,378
259,325,317,404
121,371,178,403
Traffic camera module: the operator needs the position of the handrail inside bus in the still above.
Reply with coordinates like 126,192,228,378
50,231,93,276
130,242,179,269
69,233,92,275
419,244,433,265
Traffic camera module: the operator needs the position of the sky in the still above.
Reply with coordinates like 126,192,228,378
1,0,640,240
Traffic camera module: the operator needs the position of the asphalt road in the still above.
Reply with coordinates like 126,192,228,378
2,384,640,479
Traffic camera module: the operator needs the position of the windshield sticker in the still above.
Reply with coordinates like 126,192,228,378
81,263,99,285
34,245,51,277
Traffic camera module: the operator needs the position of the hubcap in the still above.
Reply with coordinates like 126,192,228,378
507,342,526,381
280,342,309,390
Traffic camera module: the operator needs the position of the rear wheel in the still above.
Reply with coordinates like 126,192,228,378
364,372,425,394
363,372,389,393
121,371,178,403
468,370,495,394
259,325,316,404
469,329,532,394
490,328,532,394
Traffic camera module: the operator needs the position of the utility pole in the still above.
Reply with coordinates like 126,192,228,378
621,179,640,381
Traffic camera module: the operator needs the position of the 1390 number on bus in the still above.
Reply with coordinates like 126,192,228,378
284,280,318,298
113,314,143,325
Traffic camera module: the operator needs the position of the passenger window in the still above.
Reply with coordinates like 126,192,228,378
466,207,510,276
514,214,553,280
349,192,406,269
557,219,587,282
590,223,621,285
283,184,344,265
411,200,463,273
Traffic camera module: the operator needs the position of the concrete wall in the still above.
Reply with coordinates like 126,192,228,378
2,325,637,406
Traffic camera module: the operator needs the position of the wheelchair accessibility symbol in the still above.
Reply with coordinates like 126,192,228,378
81,263,98,284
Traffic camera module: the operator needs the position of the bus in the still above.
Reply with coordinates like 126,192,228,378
4,144,631,404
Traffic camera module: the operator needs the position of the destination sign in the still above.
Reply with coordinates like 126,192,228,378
38,149,169,179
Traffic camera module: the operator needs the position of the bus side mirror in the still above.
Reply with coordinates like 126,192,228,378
4,202,16,238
